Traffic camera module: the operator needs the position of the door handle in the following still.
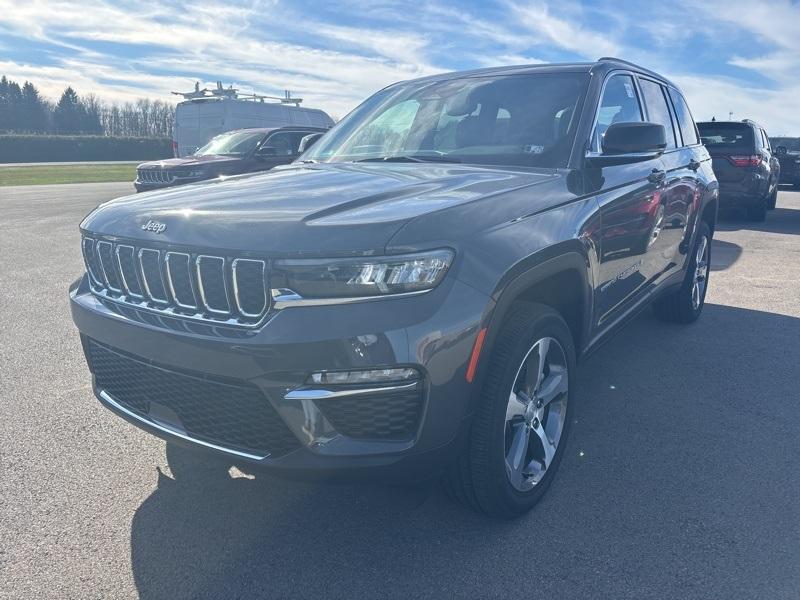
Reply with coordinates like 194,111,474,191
648,169,666,184
688,159,701,171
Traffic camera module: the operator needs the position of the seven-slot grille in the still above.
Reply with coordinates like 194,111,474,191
82,236,268,325
137,169,174,184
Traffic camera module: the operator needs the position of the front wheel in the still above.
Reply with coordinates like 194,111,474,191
653,222,711,323
444,303,575,518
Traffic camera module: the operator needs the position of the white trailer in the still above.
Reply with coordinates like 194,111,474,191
172,84,334,157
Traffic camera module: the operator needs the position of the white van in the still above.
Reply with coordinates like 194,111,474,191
173,97,334,157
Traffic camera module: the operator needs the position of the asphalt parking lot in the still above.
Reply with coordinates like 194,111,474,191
2,182,799,599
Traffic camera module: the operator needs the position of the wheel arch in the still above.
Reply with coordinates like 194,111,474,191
466,248,593,414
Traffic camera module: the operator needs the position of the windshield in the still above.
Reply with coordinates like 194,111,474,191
194,131,265,156
697,123,754,150
305,72,589,168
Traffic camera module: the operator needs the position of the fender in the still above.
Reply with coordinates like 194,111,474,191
464,248,594,415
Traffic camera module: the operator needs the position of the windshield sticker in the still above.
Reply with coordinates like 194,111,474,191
524,144,544,154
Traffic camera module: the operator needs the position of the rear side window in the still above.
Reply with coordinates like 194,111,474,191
697,123,754,150
668,89,699,146
638,79,677,149
594,74,643,151
760,129,771,151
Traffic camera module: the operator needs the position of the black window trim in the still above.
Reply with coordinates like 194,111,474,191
587,69,646,155
666,87,702,148
636,75,680,152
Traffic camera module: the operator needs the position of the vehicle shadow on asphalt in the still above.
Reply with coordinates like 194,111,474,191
128,303,800,599
710,239,742,271
717,204,800,236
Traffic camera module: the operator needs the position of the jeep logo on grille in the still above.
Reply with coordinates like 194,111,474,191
141,220,167,234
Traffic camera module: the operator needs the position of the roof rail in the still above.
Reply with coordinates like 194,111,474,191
597,56,643,69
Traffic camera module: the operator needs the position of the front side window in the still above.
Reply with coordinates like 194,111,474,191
194,131,265,157
667,89,699,146
305,72,590,168
639,79,677,149
593,74,643,151
263,131,304,155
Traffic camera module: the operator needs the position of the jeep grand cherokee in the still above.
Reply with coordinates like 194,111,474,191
70,58,718,518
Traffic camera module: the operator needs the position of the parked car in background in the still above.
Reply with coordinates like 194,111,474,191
697,120,780,221
172,83,334,157
135,126,328,192
72,58,718,518
775,146,800,189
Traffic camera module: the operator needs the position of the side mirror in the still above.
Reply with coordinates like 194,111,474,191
256,146,278,158
602,121,666,155
298,133,324,154
775,145,787,155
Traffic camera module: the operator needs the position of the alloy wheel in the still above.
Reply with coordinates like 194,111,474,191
504,337,569,492
692,235,709,310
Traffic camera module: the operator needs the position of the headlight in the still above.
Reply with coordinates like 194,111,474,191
272,249,454,301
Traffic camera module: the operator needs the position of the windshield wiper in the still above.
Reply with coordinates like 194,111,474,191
353,154,460,164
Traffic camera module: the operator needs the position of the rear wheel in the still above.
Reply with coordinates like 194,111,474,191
767,186,778,210
444,303,575,518
653,222,711,323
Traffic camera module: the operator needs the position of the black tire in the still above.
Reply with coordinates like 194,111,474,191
767,186,778,210
653,221,711,324
444,303,575,518
746,197,767,221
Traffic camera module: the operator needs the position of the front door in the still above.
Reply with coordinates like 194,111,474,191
591,73,668,329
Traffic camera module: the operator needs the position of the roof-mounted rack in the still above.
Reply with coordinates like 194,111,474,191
171,82,303,106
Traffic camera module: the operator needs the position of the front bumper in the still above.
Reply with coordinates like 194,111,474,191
70,274,491,481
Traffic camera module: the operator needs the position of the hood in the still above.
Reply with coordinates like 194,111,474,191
137,155,240,170
83,163,558,256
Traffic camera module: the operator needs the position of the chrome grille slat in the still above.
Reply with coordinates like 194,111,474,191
231,259,267,318
196,255,231,315
138,248,169,304
81,238,103,287
165,252,197,309
96,240,122,293
81,236,269,327
115,245,143,299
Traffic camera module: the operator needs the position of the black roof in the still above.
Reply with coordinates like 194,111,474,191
394,56,679,90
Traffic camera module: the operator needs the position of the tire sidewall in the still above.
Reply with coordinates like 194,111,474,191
481,308,576,515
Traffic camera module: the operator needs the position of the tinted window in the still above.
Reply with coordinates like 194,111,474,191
306,72,590,168
668,89,699,146
195,131,265,156
697,123,754,150
639,79,676,149
594,74,642,151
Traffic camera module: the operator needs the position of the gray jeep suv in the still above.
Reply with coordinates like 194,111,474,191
71,58,718,518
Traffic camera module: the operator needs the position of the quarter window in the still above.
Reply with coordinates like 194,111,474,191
667,89,699,146
639,79,677,149
594,74,643,151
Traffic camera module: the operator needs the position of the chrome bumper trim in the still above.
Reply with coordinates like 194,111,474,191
98,390,271,461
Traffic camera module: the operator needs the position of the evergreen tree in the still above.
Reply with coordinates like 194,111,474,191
20,81,48,133
53,86,82,133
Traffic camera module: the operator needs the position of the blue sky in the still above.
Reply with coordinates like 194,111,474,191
1,0,799,133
